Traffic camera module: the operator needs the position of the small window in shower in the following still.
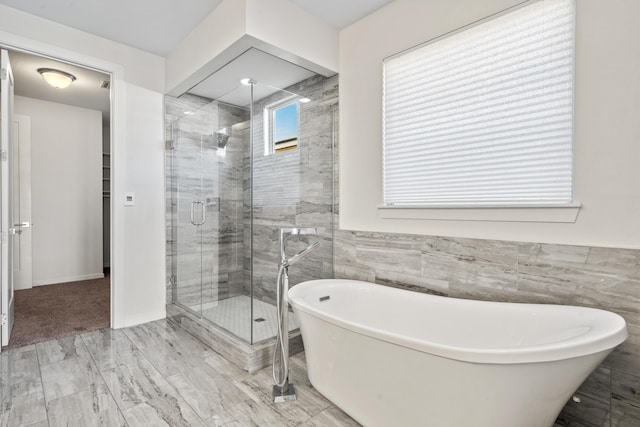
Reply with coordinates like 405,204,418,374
265,97,299,154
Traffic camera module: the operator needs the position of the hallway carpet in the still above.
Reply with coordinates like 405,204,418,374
6,276,110,349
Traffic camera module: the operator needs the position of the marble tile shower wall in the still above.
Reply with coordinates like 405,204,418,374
165,94,249,309
334,230,640,426
215,106,249,300
245,75,337,306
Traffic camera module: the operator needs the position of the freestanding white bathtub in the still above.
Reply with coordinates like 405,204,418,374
289,279,628,427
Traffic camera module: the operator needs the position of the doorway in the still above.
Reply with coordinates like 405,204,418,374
0,47,112,348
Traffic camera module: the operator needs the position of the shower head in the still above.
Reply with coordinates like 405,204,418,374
215,131,230,148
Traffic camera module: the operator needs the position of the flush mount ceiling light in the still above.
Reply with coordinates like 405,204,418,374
37,68,76,89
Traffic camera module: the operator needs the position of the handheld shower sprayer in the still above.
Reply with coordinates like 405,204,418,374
285,241,320,268
279,227,319,266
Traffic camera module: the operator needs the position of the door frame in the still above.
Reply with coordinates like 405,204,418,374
0,35,123,330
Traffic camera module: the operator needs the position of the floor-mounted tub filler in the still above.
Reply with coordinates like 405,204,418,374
272,228,320,403
289,279,628,427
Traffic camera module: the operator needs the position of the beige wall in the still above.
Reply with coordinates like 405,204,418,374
339,0,640,249
15,97,103,285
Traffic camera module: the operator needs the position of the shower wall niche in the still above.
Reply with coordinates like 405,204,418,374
165,51,336,371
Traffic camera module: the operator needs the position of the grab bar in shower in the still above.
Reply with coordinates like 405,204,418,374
190,200,206,226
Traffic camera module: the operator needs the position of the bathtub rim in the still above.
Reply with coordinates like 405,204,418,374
289,279,628,364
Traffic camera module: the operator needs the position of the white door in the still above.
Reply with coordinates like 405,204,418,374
12,115,32,291
0,48,16,347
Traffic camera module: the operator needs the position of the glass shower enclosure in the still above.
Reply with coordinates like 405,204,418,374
165,49,335,349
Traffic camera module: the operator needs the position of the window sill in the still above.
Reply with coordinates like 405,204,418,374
378,203,582,223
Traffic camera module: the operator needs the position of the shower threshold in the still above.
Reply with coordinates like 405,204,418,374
167,298,303,373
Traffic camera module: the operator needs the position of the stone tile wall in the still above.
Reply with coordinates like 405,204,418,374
334,230,640,426
244,75,337,306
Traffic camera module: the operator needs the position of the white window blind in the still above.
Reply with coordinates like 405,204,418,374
383,0,575,206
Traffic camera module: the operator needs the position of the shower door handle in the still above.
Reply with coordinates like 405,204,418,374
190,201,206,226
197,201,206,225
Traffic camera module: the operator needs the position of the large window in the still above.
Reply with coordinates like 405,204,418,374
383,0,575,207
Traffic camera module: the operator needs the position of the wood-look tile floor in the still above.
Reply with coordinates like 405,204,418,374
0,319,361,427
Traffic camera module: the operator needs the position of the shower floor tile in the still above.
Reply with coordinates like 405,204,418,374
190,295,300,343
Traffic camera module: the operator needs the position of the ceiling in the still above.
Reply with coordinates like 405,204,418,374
0,0,394,120
8,50,111,122
188,48,316,107
289,0,394,30
0,0,224,56
0,0,394,56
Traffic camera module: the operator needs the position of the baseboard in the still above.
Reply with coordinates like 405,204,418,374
112,307,166,329
33,273,105,286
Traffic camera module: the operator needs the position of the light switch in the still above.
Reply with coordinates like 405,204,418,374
124,192,135,206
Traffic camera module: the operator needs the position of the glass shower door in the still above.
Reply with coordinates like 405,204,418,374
169,95,251,341
171,127,207,316
170,100,222,317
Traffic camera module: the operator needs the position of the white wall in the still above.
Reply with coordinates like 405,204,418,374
339,0,640,249
165,0,247,95
113,84,166,327
244,0,338,73
0,4,166,327
14,97,103,285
